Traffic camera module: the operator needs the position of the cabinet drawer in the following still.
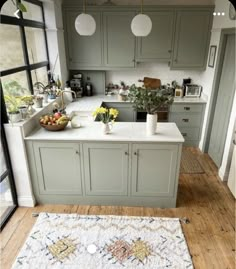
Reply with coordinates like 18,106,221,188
169,113,202,127
170,104,203,113
179,127,200,141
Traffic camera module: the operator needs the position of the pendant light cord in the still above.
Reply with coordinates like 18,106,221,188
83,0,86,13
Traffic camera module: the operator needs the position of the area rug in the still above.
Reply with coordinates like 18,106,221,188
180,149,204,174
12,213,193,269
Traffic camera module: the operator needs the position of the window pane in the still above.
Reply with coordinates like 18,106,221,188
22,1,43,22
0,25,25,71
0,176,15,226
1,0,17,17
0,140,7,176
25,27,47,64
1,72,30,96
31,66,49,87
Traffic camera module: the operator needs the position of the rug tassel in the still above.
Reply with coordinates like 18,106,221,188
180,217,190,224
32,213,39,217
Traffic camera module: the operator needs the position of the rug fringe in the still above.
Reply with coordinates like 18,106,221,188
180,217,190,224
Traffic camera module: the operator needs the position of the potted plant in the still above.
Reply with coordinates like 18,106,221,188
4,95,22,123
33,95,43,108
128,84,174,135
92,107,119,134
33,82,49,103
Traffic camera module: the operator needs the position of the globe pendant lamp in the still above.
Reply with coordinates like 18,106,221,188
75,0,96,36
131,0,152,37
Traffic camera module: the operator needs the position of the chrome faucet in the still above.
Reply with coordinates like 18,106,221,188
60,90,76,113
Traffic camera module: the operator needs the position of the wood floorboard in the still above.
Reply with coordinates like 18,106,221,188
0,150,235,269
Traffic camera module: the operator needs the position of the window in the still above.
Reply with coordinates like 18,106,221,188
0,0,49,115
0,0,49,229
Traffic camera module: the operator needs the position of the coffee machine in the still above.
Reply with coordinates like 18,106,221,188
70,73,84,98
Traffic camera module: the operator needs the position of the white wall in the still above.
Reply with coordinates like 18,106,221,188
43,0,68,86
199,0,236,181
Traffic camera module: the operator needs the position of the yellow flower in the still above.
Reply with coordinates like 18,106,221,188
93,106,119,123
109,108,119,118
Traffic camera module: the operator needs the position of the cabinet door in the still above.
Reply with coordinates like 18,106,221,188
103,12,135,67
104,102,136,122
136,11,174,61
131,144,179,197
65,10,103,69
171,10,212,69
83,143,129,195
33,142,82,195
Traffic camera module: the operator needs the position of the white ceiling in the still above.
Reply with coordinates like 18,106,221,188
62,0,215,5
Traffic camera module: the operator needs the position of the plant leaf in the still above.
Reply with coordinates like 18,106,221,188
18,3,27,12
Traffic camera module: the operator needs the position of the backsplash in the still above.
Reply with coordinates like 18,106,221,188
106,62,205,88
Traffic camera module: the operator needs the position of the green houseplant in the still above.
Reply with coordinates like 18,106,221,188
4,95,23,123
128,84,174,135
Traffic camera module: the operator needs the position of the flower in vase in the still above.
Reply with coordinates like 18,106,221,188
92,107,119,123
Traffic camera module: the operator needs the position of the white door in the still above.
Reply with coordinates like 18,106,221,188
228,132,236,198
208,34,236,167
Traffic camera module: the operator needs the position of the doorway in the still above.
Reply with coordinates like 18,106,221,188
207,31,236,168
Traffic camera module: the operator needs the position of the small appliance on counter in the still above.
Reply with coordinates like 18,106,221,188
182,78,191,96
70,73,84,98
185,84,202,97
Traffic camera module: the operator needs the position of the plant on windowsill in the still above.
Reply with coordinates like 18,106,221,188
4,95,23,123
92,107,119,134
128,84,174,135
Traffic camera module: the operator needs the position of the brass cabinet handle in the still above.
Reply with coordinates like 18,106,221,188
125,151,128,155
75,151,80,155
168,50,172,53
184,107,190,111
182,118,189,122
134,152,138,155
182,133,187,137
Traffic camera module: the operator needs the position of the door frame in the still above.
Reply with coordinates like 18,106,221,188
202,28,236,153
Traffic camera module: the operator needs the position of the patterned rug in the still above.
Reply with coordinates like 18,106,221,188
12,213,193,269
180,149,204,174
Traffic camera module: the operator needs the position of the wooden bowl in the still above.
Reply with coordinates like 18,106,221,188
40,121,69,131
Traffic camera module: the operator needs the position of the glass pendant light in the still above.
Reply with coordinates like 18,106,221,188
75,0,96,36
131,0,152,37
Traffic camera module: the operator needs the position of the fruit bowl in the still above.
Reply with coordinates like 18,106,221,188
40,121,69,131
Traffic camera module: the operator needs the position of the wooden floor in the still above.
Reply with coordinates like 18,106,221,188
0,148,235,269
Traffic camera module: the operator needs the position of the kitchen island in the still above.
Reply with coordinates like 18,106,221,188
25,122,184,208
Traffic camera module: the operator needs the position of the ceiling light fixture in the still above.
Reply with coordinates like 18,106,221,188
131,0,152,37
75,0,96,36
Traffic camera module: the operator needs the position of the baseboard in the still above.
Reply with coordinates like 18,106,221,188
218,168,229,182
17,195,36,207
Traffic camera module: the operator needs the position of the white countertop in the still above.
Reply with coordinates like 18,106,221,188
25,122,184,143
65,95,206,114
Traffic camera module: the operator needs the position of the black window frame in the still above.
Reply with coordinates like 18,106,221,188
0,0,50,124
0,0,50,230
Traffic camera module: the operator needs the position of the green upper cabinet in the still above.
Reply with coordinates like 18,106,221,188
103,11,135,68
171,10,212,70
136,11,174,61
64,10,103,69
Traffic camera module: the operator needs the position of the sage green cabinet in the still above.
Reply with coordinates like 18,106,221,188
131,144,178,197
28,142,83,195
83,143,129,196
171,10,212,70
169,103,206,147
103,12,135,67
103,102,136,122
64,10,103,69
136,11,174,61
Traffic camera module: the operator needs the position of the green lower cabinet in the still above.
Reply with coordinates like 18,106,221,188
131,144,179,197
103,102,136,122
26,140,182,207
83,143,129,196
29,142,83,195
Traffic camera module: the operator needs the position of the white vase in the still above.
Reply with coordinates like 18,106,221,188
102,122,113,134
146,113,157,135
